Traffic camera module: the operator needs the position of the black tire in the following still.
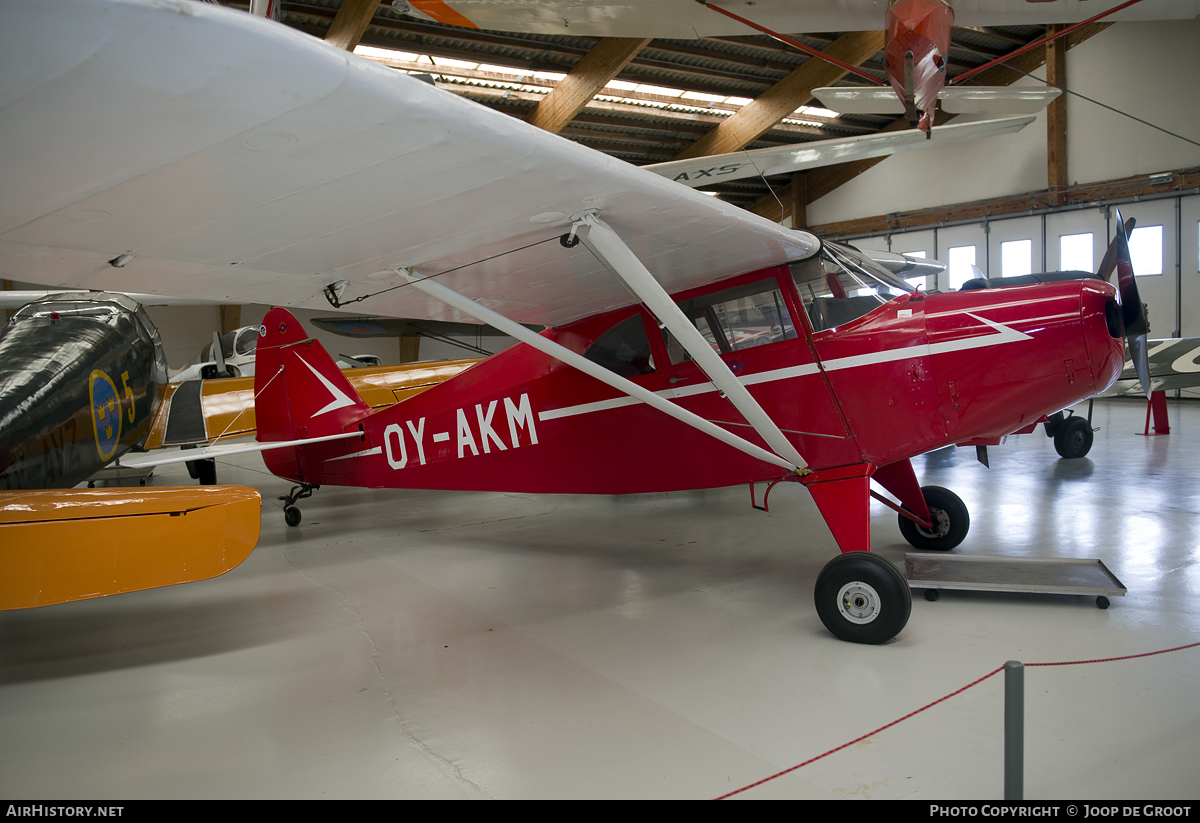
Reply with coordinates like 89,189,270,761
193,458,217,486
814,552,912,644
1054,416,1093,459
1096,596,1110,610
924,589,940,602
284,506,302,527
898,486,970,551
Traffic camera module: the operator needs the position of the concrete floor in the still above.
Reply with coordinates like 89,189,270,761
2,398,1198,799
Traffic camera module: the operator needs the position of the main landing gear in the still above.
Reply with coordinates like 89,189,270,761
897,485,970,551
811,483,971,644
279,483,318,527
814,552,912,645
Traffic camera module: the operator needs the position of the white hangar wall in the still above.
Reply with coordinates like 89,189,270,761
807,18,1200,225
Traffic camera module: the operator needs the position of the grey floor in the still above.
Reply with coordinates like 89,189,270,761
2,398,1198,799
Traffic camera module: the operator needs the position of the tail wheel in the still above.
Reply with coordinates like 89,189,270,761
814,552,911,644
1054,416,1094,459
284,506,302,527
898,485,969,551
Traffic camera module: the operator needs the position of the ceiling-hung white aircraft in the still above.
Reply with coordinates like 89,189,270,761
391,0,1200,133
394,0,1200,38
2,1,1139,644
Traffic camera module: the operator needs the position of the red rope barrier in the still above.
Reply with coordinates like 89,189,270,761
715,640,1200,800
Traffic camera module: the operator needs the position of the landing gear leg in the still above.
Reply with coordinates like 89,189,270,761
814,552,912,644
279,483,318,528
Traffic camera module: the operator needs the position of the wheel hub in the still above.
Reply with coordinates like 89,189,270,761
916,507,950,539
837,581,881,624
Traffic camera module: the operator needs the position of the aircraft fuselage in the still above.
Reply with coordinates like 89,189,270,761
259,265,1124,495
0,295,168,490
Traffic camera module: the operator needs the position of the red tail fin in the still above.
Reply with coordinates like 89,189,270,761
254,308,370,445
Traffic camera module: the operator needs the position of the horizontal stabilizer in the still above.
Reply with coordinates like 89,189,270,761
813,86,1061,115
118,430,363,470
812,87,905,115
937,87,1062,114
0,486,261,609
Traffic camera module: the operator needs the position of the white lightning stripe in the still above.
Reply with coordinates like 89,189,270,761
297,354,357,417
539,395,638,421
325,446,382,462
537,313,1030,422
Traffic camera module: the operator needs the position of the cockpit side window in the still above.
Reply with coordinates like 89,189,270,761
662,278,796,365
583,314,656,377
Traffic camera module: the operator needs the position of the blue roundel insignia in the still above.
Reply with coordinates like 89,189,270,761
258,324,267,337
89,369,122,462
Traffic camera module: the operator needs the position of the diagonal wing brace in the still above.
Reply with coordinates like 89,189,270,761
397,267,802,473
577,213,808,471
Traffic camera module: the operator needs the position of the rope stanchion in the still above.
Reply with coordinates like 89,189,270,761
715,640,1200,800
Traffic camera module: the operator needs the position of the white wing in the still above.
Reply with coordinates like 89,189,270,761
0,0,816,329
647,116,1035,186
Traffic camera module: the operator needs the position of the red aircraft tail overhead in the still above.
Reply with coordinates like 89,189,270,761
253,308,371,449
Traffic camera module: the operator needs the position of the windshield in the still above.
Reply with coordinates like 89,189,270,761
792,242,914,332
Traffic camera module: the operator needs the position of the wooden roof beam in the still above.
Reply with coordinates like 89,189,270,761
672,30,885,160
324,0,380,52
527,38,653,134
1046,24,1068,205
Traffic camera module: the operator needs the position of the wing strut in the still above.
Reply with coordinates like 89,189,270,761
397,268,803,474
577,213,808,471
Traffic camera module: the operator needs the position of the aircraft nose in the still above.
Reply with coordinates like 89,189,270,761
1080,282,1125,394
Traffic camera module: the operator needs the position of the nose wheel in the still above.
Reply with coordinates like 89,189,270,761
814,552,912,644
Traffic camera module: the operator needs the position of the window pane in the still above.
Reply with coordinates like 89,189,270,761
1059,233,1093,273
1001,239,1032,277
948,246,978,290
235,327,258,356
584,314,656,376
666,278,796,364
1128,225,1163,276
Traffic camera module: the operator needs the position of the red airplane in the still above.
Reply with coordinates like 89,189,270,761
246,231,1129,645
3,1,1140,639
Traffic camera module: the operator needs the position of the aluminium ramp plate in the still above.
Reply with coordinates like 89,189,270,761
905,554,1127,598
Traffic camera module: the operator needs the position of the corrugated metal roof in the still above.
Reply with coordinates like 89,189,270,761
251,2,1056,209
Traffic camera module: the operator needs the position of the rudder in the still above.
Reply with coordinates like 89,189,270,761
254,307,371,447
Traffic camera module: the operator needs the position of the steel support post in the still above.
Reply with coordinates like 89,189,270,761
1005,660,1024,801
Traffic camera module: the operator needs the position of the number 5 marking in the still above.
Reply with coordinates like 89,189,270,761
121,371,136,423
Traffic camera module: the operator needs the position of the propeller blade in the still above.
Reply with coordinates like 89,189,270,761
1106,210,1152,396
211,330,227,377
1129,334,1153,397
1111,210,1147,337
1096,216,1136,283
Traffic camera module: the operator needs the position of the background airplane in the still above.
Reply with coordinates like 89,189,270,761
384,0,1200,133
